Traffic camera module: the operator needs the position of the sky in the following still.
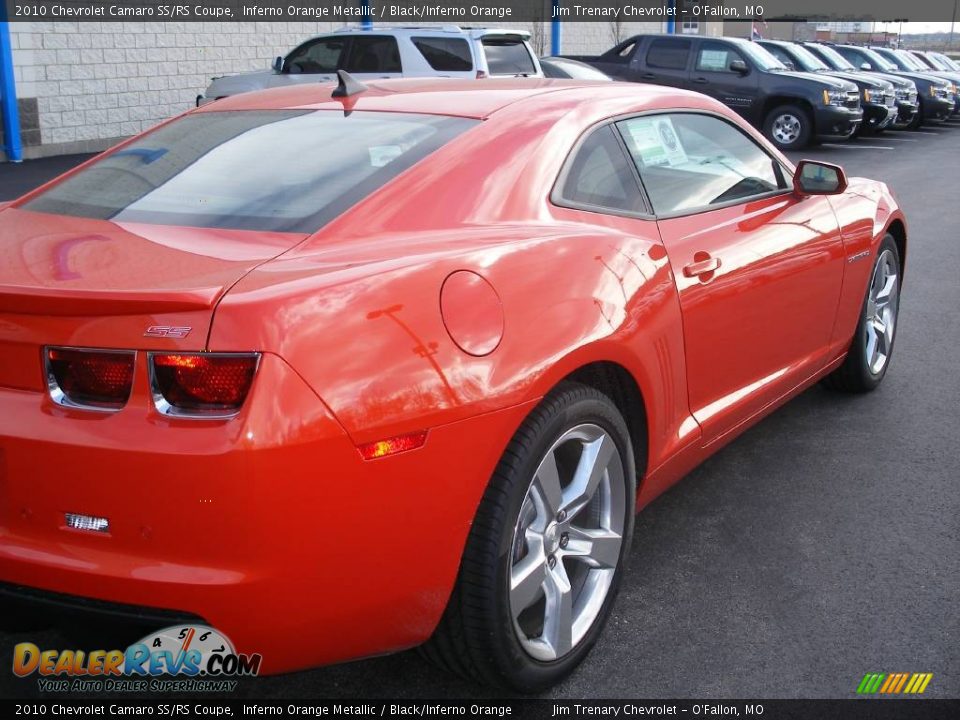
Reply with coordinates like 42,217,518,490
877,22,958,34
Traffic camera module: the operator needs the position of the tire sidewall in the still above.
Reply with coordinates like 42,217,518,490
488,390,636,691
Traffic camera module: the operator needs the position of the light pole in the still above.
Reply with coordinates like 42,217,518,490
950,0,958,51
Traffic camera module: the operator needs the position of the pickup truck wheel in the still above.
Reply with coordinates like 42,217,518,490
823,234,901,393
421,382,636,691
906,99,925,130
763,105,812,150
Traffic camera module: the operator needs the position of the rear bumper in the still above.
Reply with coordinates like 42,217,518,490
814,105,863,139
0,353,530,674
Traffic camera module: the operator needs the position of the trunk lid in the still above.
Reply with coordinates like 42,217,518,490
0,207,305,391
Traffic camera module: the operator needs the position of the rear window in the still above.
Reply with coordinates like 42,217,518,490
482,38,536,75
413,37,473,72
24,110,476,233
646,38,691,70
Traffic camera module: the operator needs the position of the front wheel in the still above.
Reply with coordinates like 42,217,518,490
763,104,813,150
422,382,636,691
824,234,901,393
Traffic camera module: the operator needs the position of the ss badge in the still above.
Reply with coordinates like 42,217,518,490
144,325,192,338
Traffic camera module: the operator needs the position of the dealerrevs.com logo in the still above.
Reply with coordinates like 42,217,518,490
13,625,262,693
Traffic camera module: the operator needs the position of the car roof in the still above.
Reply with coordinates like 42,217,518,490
197,77,707,120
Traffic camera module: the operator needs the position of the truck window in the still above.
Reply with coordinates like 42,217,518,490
646,39,692,70
482,38,536,75
343,36,402,74
696,43,745,73
412,37,473,72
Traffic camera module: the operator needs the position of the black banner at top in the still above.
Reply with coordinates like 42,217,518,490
2,0,960,23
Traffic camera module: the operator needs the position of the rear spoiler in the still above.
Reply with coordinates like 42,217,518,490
469,29,532,41
0,284,221,316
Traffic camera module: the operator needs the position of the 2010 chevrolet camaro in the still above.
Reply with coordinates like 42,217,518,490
0,77,905,691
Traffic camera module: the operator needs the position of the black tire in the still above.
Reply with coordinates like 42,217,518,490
906,99,925,130
823,234,901,393
421,382,637,691
763,104,813,150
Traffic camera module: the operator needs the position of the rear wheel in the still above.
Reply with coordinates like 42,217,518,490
763,104,812,150
422,383,636,691
824,234,901,393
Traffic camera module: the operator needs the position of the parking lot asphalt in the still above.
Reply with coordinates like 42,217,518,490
1,121,958,700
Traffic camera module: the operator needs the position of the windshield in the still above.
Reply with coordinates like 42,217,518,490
732,39,788,71
893,49,927,71
812,44,856,70
23,110,476,233
933,53,959,71
859,48,898,72
789,45,830,71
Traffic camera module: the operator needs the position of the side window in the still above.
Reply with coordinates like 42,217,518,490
646,39,692,70
343,36,402,74
695,42,745,73
603,39,637,63
764,45,793,68
285,38,346,74
555,125,644,214
412,37,473,72
617,114,786,216
837,47,865,68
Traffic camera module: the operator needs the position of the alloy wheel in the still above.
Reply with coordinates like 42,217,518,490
865,248,900,375
508,424,626,662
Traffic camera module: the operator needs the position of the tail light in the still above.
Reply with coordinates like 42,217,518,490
45,347,135,411
149,352,259,418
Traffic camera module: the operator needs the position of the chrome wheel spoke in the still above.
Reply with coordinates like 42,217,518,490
564,526,622,569
533,451,563,520
541,562,573,658
510,551,546,615
562,434,615,518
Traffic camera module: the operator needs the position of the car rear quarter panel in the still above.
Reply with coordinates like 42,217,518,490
209,91,704,488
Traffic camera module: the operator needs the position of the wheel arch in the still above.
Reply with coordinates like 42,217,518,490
563,361,649,485
886,218,907,279
762,95,814,122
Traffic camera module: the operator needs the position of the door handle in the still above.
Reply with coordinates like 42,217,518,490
692,76,709,84
683,256,721,278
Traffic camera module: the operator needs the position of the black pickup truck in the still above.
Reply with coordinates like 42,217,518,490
758,40,897,135
563,35,862,150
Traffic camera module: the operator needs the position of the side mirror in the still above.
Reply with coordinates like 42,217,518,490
794,160,848,196
783,61,796,71
273,56,284,73
729,59,749,75
860,62,872,70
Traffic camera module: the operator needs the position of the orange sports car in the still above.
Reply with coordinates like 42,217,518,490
0,76,905,691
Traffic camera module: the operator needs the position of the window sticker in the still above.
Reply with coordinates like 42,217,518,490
699,49,729,72
624,117,689,167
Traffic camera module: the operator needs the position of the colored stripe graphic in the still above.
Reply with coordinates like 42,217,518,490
857,672,933,694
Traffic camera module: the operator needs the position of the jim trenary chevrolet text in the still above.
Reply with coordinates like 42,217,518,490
0,74,906,691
